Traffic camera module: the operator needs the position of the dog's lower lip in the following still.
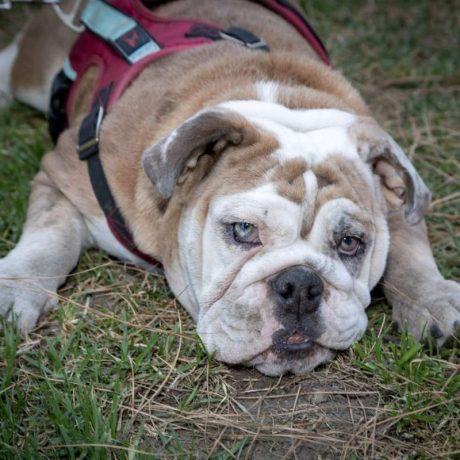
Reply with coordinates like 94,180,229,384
274,331,316,353
277,339,315,352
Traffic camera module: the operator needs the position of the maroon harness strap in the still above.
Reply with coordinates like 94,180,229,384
60,0,331,268
257,0,330,65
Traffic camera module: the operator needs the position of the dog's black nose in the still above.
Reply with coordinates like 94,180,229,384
271,267,323,317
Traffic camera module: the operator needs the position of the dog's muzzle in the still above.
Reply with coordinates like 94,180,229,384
270,266,324,319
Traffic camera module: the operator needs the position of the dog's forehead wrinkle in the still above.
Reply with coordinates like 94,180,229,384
246,120,360,167
219,100,357,131
212,182,296,218
218,100,363,168
311,155,376,218
337,209,372,230
271,157,308,204
275,127,360,166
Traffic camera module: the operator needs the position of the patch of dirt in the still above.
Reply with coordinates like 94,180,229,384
230,366,382,459
135,355,413,459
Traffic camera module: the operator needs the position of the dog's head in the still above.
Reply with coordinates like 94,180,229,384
142,101,430,376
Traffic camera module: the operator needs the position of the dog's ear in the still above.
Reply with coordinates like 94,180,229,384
349,118,431,225
142,108,257,199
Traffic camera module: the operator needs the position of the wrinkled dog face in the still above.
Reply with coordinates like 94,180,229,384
143,102,429,376
177,104,390,376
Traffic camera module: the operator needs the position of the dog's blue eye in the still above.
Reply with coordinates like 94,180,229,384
232,222,260,245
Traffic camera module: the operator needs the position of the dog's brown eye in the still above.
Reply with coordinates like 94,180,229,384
338,236,361,256
232,222,260,245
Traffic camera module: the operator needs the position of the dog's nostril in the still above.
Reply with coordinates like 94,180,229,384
278,281,294,299
308,284,323,300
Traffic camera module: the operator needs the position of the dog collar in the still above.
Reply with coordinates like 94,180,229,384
49,0,331,268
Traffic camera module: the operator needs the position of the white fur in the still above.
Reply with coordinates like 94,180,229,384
160,127,178,162
85,217,155,269
0,228,74,332
220,101,361,166
272,123,359,165
255,81,279,103
221,100,356,132
302,169,318,223
14,87,50,113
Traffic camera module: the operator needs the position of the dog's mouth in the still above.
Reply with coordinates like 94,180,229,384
248,330,334,376
272,331,317,354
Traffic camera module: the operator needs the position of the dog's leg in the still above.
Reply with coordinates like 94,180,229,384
0,169,89,333
1,4,78,112
383,210,460,346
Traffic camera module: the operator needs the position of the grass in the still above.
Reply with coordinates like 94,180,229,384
0,0,459,458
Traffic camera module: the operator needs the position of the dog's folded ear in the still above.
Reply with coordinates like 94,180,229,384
142,108,258,199
349,118,431,225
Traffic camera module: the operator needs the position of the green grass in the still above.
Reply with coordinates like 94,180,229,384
1,1,459,458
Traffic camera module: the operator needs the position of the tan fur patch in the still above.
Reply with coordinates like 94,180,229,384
272,159,308,204
301,155,375,237
70,64,100,121
11,4,78,95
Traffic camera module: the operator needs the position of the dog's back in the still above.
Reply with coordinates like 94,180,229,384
1,0,320,114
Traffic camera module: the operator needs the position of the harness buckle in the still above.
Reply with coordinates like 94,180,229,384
77,105,104,160
219,27,269,51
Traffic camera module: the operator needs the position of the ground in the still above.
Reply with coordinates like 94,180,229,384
0,0,459,458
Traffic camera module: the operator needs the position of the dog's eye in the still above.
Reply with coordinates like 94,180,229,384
338,236,361,256
232,222,260,245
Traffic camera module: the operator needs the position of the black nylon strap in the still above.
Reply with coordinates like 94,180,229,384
77,82,113,161
219,27,269,51
77,83,117,214
187,24,269,51
77,84,161,267
48,70,72,144
86,152,118,216
185,23,221,40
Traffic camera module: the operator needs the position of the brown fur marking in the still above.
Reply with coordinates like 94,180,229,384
301,155,375,237
272,159,308,204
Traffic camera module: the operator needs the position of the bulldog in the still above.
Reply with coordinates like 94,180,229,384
0,0,458,376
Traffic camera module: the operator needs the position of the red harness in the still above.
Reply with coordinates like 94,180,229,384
49,0,330,268
67,0,330,116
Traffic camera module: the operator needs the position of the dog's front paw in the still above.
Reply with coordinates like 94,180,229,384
392,279,460,347
0,258,58,334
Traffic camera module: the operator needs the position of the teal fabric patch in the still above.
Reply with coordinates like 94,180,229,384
80,0,160,63
63,58,77,81
81,0,135,41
